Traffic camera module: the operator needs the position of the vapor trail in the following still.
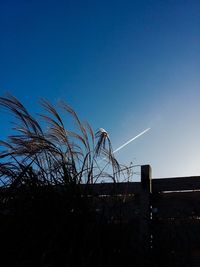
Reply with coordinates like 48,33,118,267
113,128,151,154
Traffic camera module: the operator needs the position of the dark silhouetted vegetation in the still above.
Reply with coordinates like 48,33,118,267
0,94,137,267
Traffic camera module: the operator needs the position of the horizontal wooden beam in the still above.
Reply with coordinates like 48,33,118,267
153,176,200,192
79,182,142,195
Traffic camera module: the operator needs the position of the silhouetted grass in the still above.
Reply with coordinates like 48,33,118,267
0,94,127,187
0,94,139,267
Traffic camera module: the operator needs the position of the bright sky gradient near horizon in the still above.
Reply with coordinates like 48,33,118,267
0,0,200,179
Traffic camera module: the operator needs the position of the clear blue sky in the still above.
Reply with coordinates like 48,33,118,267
0,0,200,179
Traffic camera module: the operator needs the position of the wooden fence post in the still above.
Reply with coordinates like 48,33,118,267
139,165,152,256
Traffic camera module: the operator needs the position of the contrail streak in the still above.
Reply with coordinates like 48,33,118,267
113,128,151,154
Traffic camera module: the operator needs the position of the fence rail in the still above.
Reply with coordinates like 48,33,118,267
80,165,200,266
153,176,200,192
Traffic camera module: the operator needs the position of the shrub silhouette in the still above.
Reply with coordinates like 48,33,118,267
0,94,134,267
0,94,125,187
